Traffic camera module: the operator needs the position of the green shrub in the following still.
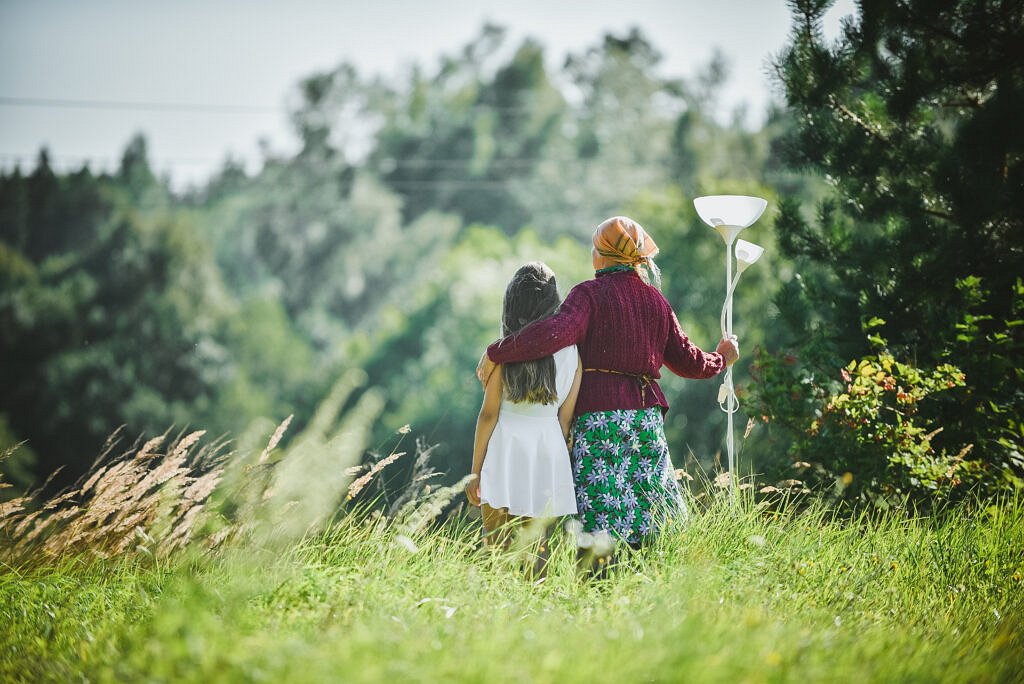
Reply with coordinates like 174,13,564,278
749,321,1016,508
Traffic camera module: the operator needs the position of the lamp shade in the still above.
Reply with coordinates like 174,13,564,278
734,239,765,271
693,195,768,228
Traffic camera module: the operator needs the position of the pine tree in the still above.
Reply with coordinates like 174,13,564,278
766,0,1024,498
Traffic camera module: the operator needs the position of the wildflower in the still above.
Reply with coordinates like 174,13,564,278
398,424,412,435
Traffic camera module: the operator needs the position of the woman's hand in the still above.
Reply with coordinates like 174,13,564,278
465,474,481,507
716,335,740,366
476,351,496,386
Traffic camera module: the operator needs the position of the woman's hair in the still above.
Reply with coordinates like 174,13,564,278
501,262,560,405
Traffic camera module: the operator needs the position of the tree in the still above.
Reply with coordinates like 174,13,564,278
758,0,1024,502
0,142,228,485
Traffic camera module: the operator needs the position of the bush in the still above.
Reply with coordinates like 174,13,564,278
749,320,1021,508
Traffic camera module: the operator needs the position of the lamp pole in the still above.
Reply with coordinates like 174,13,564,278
693,196,768,499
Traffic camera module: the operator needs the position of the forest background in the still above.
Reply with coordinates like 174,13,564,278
2,1,1021,510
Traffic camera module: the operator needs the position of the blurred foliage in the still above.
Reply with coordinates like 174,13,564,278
1,26,787,493
25,19,1011,507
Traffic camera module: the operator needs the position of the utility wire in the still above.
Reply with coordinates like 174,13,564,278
0,96,281,114
0,95,693,116
0,152,755,168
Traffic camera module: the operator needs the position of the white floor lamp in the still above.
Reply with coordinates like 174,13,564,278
693,195,768,498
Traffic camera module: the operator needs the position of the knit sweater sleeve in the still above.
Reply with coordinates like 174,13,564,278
487,284,591,364
663,306,725,379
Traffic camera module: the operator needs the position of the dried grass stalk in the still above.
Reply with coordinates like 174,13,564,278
258,415,293,464
1,429,226,564
347,451,405,500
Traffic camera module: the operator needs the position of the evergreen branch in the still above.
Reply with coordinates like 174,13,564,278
827,96,891,147
941,97,983,109
902,10,967,47
922,208,955,222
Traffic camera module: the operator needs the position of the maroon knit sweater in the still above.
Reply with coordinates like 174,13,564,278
487,270,725,417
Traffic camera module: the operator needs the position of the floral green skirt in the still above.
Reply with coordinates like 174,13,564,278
571,408,686,545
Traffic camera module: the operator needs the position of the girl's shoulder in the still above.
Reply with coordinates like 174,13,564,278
552,344,579,366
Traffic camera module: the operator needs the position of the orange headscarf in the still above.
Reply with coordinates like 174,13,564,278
592,216,659,270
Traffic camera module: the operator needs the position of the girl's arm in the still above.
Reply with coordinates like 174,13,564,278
558,352,584,441
466,364,504,506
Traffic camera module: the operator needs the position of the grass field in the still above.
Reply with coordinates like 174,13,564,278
2,492,1022,683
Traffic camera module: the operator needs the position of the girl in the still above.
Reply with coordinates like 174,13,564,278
465,262,582,553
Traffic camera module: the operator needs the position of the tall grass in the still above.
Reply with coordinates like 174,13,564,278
1,415,1022,682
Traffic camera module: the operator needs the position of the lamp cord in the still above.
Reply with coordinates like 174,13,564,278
719,273,742,415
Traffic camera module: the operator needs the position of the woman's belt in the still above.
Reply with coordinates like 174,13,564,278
583,368,655,404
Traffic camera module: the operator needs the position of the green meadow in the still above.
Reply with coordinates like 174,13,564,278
3,495,1021,683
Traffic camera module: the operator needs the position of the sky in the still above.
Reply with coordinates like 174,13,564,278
0,0,857,189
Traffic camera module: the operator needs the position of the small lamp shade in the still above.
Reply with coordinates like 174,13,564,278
734,239,765,272
694,195,768,228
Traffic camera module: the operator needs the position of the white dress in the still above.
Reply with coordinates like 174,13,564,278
480,345,579,517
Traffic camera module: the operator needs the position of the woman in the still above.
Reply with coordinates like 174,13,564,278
477,216,739,550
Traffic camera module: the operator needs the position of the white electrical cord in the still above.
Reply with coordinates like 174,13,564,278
719,273,742,414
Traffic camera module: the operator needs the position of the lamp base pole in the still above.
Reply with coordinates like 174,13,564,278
715,227,740,504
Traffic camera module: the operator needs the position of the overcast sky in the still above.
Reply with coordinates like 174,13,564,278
0,0,856,188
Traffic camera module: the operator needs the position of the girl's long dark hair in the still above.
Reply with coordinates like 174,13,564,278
502,262,560,405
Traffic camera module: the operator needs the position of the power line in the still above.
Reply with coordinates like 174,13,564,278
0,148,705,195
0,95,695,116
0,96,281,114
0,153,251,166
